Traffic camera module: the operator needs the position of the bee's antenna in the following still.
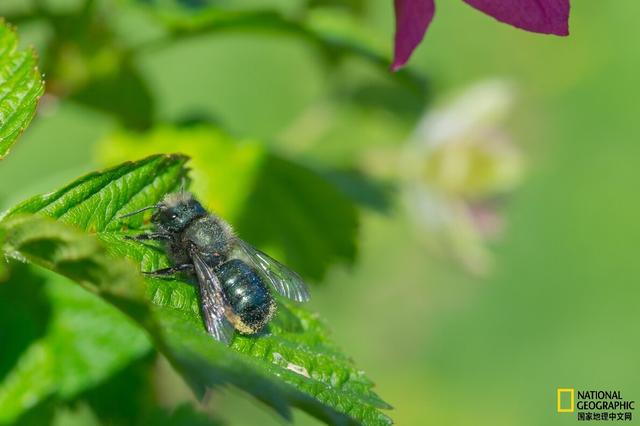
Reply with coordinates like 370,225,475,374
180,176,186,194
118,205,157,219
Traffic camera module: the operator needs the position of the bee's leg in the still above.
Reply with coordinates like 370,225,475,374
143,263,194,278
125,232,171,242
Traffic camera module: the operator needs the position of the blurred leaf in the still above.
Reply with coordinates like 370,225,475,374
148,403,223,426
320,168,395,214
70,62,155,129
77,353,224,426
1,155,391,425
0,256,7,281
97,125,358,281
336,80,427,119
0,20,45,159
78,353,157,426
0,264,51,382
11,397,57,426
234,155,358,280
0,265,151,425
51,401,101,426
308,0,366,15
128,3,426,94
39,6,155,129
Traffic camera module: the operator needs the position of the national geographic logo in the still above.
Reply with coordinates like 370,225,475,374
557,388,635,421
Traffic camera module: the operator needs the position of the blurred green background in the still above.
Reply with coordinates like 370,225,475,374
1,1,639,425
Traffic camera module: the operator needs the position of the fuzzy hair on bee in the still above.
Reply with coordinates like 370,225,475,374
121,191,310,345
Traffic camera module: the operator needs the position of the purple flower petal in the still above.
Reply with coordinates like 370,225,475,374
463,0,570,35
392,0,436,71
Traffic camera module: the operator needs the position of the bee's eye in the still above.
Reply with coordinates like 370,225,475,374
170,213,178,220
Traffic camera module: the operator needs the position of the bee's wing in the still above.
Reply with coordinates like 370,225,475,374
191,250,235,344
233,238,310,302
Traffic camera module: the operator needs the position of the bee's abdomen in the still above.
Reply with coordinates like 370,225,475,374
216,259,275,333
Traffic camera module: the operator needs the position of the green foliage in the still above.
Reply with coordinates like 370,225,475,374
128,2,425,93
41,6,154,129
0,155,392,425
69,63,154,130
0,1,405,423
98,125,358,281
0,20,44,159
148,404,224,426
0,265,151,425
1,1,423,133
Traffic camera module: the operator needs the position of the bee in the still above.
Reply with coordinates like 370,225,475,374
120,192,310,344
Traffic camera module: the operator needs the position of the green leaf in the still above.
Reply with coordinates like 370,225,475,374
148,403,224,426
97,125,358,281
0,155,392,425
0,20,45,159
3,154,188,233
0,255,7,280
78,352,158,426
0,264,151,425
77,353,223,426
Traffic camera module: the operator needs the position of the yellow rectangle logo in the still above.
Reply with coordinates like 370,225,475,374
557,388,575,413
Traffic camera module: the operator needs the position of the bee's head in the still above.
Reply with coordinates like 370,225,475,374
152,192,207,233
